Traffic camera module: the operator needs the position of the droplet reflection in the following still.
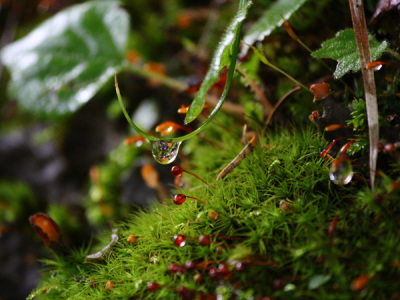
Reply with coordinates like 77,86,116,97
329,157,353,185
150,140,182,164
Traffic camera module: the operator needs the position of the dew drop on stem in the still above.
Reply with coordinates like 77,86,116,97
329,157,354,185
150,140,182,164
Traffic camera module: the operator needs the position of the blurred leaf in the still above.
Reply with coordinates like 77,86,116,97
241,0,309,55
132,98,160,131
1,1,129,118
311,29,388,79
308,274,331,290
184,0,252,124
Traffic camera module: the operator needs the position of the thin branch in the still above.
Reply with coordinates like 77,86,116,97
348,0,379,189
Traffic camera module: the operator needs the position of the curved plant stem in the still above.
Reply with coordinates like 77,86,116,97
116,0,247,142
349,0,378,190
249,44,312,94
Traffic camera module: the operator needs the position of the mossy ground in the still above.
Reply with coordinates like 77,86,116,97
29,115,400,299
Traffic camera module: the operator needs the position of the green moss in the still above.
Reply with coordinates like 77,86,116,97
29,123,400,299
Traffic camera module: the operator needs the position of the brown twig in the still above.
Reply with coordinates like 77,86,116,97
262,86,300,133
216,131,258,181
348,0,379,189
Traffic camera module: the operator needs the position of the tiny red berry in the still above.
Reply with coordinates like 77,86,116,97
209,268,218,280
168,263,185,274
198,234,211,246
235,261,246,271
174,194,187,205
178,286,196,300
217,263,230,276
147,281,160,292
171,165,183,177
174,234,186,247
185,260,197,270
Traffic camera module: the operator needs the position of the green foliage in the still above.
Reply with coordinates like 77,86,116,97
0,181,36,223
1,1,129,118
241,0,309,55
348,98,367,129
185,0,252,124
86,141,143,225
308,274,331,290
311,29,388,79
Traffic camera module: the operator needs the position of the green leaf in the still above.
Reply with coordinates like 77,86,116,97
311,29,388,79
241,0,309,55
308,274,331,290
1,1,129,118
184,0,252,124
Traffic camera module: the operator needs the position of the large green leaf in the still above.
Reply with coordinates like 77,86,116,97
1,1,129,118
184,0,252,124
311,29,388,79
241,0,309,55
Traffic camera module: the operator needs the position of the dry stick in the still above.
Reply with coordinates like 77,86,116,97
216,132,258,181
348,0,379,189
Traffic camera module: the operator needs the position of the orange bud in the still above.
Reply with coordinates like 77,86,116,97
141,164,159,189
325,124,352,131
124,135,146,146
351,274,370,292
127,234,138,244
155,121,191,136
126,50,141,64
105,281,115,291
208,210,219,220
284,20,298,41
310,82,331,102
29,213,61,247
366,61,387,71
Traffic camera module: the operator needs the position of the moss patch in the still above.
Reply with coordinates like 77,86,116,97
29,124,400,299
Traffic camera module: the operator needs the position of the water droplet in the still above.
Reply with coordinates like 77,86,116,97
150,140,182,164
329,158,353,185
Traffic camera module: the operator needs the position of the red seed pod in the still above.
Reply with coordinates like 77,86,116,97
174,194,187,205
208,268,219,280
147,281,161,292
168,263,186,275
178,286,197,300
199,292,217,300
185,260,197,270
171,165,209,185
328,215,339,237
171,165,183,177
235,261,246,271
194,273,203,283
198,234,211,246
173,234,186,247
274,279,285,290
217,263,231,278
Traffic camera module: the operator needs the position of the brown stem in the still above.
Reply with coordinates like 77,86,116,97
348,0,379,190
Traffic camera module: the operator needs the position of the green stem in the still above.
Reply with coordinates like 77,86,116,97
267,62,312,93
116,0,246,142
122,63,188,92
387,48,400,61
249,44,312,94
